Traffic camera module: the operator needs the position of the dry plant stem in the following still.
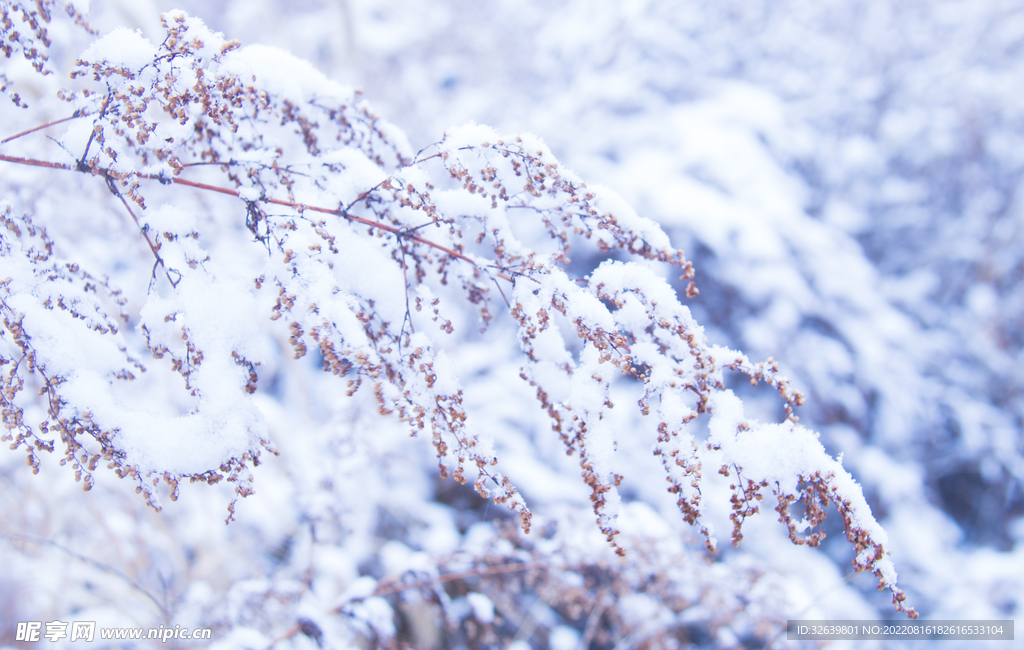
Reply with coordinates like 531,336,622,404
0,147,176,287
263,624,301,650
580,589,609,650
0,152,515,283
0,113,84,145
0,529,169,620
113,188,178,288
510,594,547,645
761,571,859,650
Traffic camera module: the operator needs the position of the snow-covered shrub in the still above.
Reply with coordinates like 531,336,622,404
0,1,936,647
256,0,1024,626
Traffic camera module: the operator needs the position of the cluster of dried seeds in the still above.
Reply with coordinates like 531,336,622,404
0,0,914,615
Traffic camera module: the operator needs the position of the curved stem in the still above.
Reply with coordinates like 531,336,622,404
0,152,518,285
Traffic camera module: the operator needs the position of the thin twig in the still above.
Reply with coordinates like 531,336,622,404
762,571,859,650
263,624,300,650
492,275,512,308
0,152,75,172
397,239,414,356
1,113,85,145
510,594,547,646
77,94,110,169
162,174,515,282
579,589,609,650
112,183,179,288
0,530,169,620
0,152,519,285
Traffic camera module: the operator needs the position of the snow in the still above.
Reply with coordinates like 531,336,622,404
466,592,494,624
443,122,502,150
4,0,1023,644
222,43,356,103
78,27,157,72
549,625,580,650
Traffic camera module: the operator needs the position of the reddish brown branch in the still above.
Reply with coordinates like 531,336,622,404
154,176,510,280
0,153,74,172
0,114,84,145
0,153,515,283
112,190,179,288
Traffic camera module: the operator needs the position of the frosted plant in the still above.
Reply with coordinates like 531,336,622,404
0,0,915,625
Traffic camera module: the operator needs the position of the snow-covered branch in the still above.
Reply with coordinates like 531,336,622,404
1,0,916,626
